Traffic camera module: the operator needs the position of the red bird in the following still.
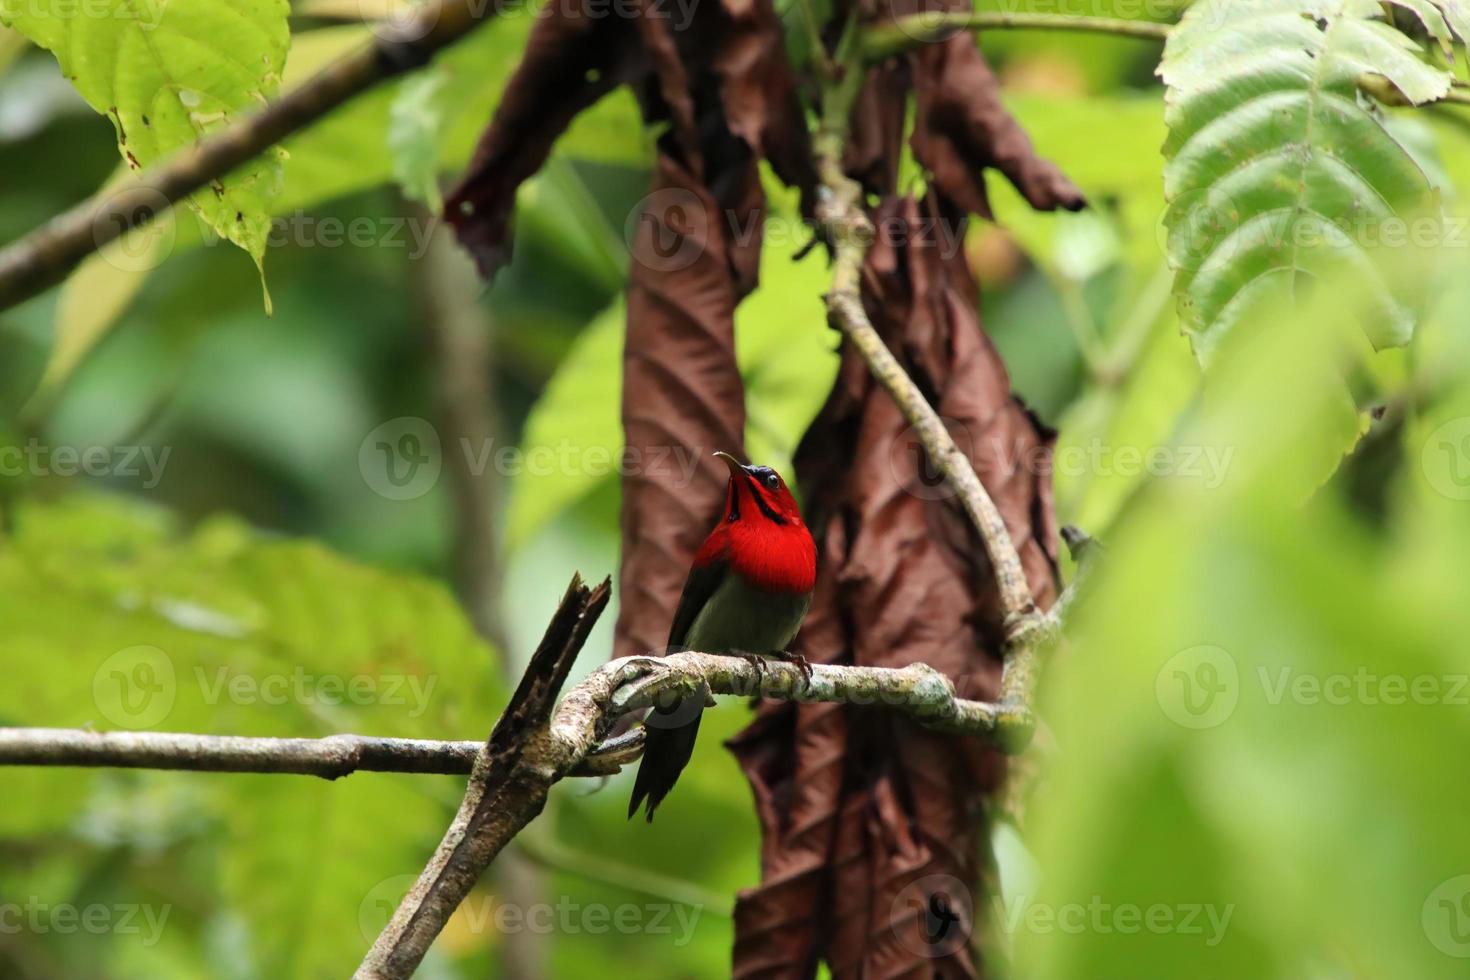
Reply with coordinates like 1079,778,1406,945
628,451,817,821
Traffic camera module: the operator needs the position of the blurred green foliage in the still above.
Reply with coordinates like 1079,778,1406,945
1,2,1469,978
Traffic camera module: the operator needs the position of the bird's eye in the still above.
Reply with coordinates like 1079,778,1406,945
764,473,779,490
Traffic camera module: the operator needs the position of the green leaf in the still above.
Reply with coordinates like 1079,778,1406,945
1159,0,1448,363
0,22,24,74
1018,283,1470,979
31,16,654,415
1387,0,1457,52
0,493,503,973
1385,0,1470,60
26,179,178,417
388,65,452,212
0,0,290,273
0,492,500,816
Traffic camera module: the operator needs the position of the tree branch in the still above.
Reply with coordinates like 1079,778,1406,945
0,727,646,779
0,576,1023,980
862,12,1171,62
0,729,483,777
352,573,1016,978
356,573,610,979
0,653,1004,780
0,0,503,313
813,27,1064,748
815,53,1041,637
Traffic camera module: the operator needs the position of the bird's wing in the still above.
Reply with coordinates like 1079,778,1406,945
629,550,728,821
666,553,729,650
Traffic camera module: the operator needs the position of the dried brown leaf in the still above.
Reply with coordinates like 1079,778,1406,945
729,195,1059,980
615,150,753,662
444,0,814,279
910,34,1087,216
443,4,641,277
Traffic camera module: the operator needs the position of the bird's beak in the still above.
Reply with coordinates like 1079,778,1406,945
712,451,746,478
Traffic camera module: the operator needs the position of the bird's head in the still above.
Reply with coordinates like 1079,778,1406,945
713,451,804,527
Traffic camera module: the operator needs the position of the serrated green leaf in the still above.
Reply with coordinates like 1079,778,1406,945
0,0,290,273
33,16,653,416
1387,0,1456,53
1387,0,1470,62
29,24,362,417
1160,0,1448,363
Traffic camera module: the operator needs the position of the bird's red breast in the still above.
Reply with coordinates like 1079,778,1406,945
693,467,816,596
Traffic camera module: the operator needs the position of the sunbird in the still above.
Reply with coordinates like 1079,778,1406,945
628,451,817,821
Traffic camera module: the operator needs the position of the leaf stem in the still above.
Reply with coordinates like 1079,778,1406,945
862,12,1172,62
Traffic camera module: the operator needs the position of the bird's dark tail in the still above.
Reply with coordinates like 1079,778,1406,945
627,695,703,822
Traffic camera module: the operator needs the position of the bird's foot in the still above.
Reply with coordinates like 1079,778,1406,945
770,651,814,692
739,653,767,696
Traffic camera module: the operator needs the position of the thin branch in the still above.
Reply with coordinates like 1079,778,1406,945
0,727,640,780
1051,524,1102,625
0,0,503,313
357,573,610,980
814,64,1042,641
813,29,1063,747
0,653,1004,781
604,653,1001,734
0,729,483,777
862,12,1172,62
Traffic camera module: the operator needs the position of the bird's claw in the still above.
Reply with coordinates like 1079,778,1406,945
740,653,767,695
772,651,814,692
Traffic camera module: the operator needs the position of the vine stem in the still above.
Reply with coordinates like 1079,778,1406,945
862,12,1172,61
